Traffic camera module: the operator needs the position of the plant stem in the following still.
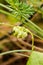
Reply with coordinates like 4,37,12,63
0,3,13,11
0,50,31,56
22,15,43,39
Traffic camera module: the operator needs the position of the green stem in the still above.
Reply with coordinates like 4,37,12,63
0,3,43,39
22,15,43,39
0,50,31,56
23,23,34,51
0,3,13,11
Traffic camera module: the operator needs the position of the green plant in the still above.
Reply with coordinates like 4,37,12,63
0,0,43,39
0,0,43,65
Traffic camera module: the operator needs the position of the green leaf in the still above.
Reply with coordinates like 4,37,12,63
26,51,43,65
6,0,19,8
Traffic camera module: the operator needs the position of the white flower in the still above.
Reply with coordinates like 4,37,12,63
13,26,29,39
